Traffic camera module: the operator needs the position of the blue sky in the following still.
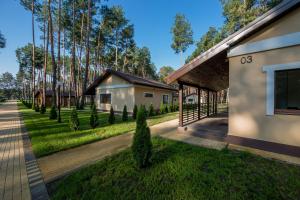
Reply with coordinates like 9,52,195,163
0,0,224,75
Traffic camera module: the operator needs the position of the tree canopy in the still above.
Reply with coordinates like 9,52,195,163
158,66,174,83
171,14,193,65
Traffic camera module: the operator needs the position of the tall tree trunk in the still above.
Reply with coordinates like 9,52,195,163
115,30,118,68
48,0,57,107
80,0,91,108
62,29,66,106
70,0,76,108
43,2,49,107
57,0,61,121
32,0,36,108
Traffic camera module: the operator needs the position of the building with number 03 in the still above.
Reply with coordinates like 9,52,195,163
166,0,300,159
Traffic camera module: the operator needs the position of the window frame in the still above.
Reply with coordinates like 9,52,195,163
262,61,300,116
274,68,300,115
162,94,169,104
100,93,112,104
144,92,154,98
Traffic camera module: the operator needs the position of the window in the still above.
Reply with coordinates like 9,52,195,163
162,95,169,104
275,69,300,114
100,94,111,104
144,92,153,98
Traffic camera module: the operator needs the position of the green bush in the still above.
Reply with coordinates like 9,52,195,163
169,104,173,112
164,104,169,113
148,104,154,117
49,105,57,120
132,104,138,120
108,107,115,124
70,108,80,131
34,105,40,112
160,102,165,114
90,104,99,129
122,105,128,122
40,105,46,114
132,106,152,168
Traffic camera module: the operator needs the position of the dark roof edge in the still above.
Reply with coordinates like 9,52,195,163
85,69,177,95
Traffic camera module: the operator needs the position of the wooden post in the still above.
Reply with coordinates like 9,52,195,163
212,92,215,115
179,83,183,127
207,90,210,117
215,92,218,114
198,88,201,120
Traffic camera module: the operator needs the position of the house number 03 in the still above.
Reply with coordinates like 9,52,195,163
240,56,253,64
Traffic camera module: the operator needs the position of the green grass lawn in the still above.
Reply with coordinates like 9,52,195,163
18,103,178,157
49,137,300,200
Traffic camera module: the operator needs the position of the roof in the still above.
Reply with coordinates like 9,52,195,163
85,69,177,95
166,0,300,84
34,90,75,97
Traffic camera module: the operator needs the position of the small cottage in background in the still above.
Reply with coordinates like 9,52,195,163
85,69,178,113
34,90,76,107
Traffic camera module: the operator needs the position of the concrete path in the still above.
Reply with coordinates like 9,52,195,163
38,118,227,183
0,101,31,200
0,101,49,200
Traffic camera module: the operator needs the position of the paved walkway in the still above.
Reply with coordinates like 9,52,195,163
0,101,49,200
38,118,227,183
0,101,31,200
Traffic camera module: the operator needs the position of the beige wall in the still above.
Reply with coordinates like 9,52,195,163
229,45,300,147
95,74,175,113
228,7,300,147
134,86,174,111
95,74,135,113
240,6,300,45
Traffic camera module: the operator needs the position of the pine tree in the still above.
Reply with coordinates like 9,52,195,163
122,105,128,121
132,105,152,168
171,14,193,66
70,108,80,131
90,104,99,129
148,104,154,117
40,105,46,114
132,104,138,120
160,102,165,114
49,105,57,119
108,106,115,124
34,105,40,112
164,104,169,113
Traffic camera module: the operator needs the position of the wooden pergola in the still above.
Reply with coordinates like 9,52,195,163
167,50,229,126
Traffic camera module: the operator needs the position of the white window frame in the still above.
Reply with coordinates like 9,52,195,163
100,93,112,104
162,94,169,104
262,61,300,115
144,92,154,98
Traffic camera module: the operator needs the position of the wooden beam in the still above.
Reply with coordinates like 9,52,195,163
178,81,216,92
179,83,183,127
198,88,201,120
207,90,210,117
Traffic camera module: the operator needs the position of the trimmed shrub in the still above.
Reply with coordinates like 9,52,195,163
70,108,80,131
164,104,169,113
132,104,138,120
49,106,57,120
132,106,152,168
34,105,40,112
40,105,46,114
90,104,99,129
160,102,165,114
108,107,115,124
122,105,128,122
148,104,154,117
168,104,173,112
